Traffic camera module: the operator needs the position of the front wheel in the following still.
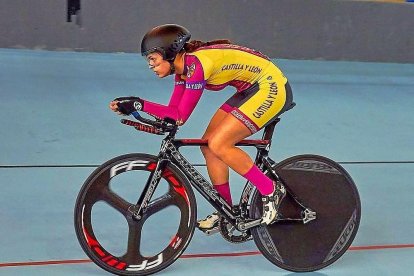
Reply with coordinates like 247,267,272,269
74,153,197,275
250,154,361,272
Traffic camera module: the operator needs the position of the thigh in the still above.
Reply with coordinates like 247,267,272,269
209,113,252,146
202,108,228,139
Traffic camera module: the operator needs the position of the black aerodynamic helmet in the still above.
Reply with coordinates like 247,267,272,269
141,24,191,61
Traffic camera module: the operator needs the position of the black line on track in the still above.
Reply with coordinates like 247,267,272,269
1,161,414,169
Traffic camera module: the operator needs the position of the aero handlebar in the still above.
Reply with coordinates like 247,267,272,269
120,111,177,135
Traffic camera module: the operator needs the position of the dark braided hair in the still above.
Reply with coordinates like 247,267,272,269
183,39,232,53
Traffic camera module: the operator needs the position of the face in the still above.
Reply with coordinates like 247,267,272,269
145,52,171,78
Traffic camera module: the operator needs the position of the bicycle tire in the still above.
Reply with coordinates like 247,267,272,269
250,154,361,272
74,153,197,275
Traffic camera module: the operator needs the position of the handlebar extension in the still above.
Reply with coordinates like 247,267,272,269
120,119,164,135
120,111,177,135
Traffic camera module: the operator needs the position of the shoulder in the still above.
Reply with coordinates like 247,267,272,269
185,52,215,77
184,52,205,65
181,54,205,79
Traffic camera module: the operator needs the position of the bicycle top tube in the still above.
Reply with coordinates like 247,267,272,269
174,139,271,147
120,111,289,144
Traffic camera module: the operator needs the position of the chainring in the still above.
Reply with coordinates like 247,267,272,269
219,216,252,243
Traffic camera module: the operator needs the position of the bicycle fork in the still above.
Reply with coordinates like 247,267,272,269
128,158,168,221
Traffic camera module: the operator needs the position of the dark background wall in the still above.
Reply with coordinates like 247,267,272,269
1,0,413,63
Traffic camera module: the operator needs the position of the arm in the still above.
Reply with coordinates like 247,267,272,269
112,75,186,118
142,55,206,125
168,74,186,107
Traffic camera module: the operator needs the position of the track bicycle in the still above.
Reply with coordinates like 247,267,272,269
74,103,361,275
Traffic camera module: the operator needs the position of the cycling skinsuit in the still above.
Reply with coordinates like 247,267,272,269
142,44,293,133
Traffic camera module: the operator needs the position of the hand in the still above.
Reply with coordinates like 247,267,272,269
109,100,123,115
110,96,144,116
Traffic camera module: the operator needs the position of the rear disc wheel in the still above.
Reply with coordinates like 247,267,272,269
250,154,361,272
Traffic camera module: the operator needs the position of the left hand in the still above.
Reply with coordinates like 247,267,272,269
112,96,144,115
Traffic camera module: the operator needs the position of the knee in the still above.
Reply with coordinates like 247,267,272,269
208,136,226,158
200,145,210,157
200,133,211,157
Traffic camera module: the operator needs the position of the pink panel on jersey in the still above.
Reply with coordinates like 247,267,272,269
206,79,252,92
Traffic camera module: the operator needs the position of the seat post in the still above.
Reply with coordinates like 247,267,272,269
262,101,295,142
262,118,280,142
262,102,296,141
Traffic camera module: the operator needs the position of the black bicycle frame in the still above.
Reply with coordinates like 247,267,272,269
132,119,281,226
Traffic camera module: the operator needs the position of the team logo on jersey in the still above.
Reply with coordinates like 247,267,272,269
186,63,196,78
134,101,143,111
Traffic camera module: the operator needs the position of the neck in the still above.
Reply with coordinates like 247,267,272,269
173,52,185,75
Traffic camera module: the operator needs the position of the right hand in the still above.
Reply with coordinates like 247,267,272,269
109,96,143,116
109,100,124,115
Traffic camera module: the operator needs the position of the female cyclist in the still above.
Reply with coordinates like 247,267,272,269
109,24,293,234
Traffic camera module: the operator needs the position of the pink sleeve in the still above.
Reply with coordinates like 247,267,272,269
142,55,206,125
168,74,186,107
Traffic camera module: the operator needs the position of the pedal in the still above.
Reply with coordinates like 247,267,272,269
198,225,220,236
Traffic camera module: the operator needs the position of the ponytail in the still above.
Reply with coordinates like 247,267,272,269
184,39,232,53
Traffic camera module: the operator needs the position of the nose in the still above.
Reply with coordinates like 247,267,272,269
148,59,156,69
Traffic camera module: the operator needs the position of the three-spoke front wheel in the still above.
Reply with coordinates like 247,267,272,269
74,154,197,275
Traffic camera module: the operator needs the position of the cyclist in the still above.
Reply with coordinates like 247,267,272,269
109,24,293,234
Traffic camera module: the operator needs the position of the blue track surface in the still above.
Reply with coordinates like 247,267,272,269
0,49,413,275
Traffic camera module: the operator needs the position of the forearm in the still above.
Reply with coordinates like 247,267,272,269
142,100,180,121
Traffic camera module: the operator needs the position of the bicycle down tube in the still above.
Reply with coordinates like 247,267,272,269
132,135,272,226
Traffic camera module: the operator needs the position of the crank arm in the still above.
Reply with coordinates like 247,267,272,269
237,218,262,231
